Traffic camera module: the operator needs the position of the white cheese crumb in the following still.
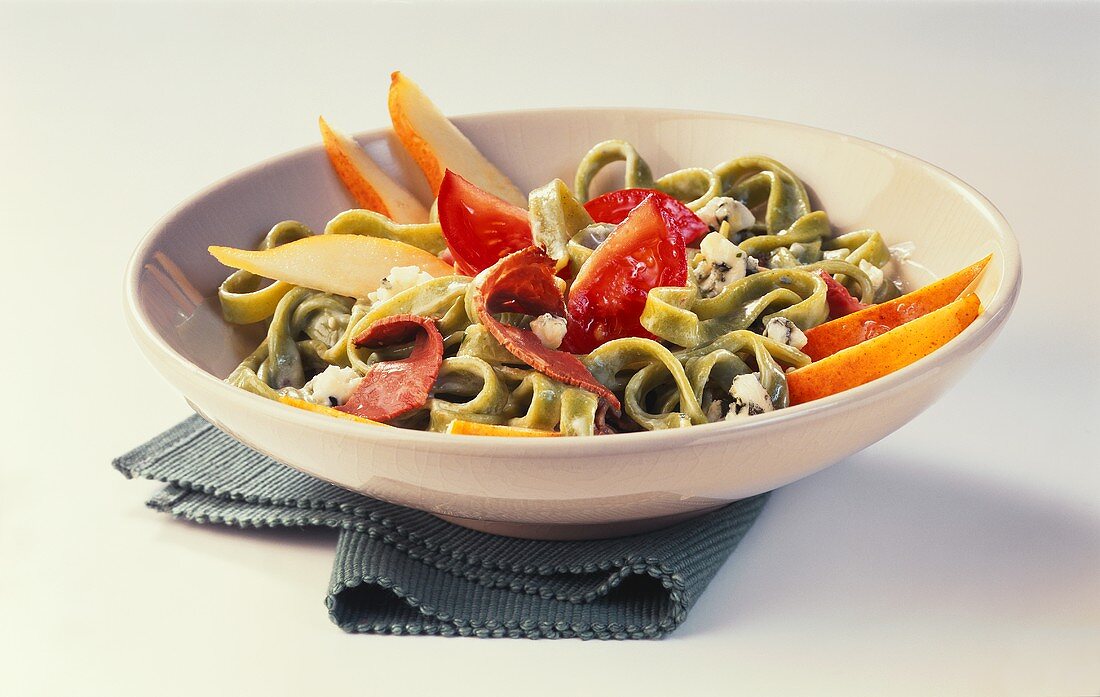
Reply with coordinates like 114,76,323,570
568,415,589,436
883,242,915,296
696,197,755,234
888,241,916,261
659,412,693,428
725,374,774,419
823,248,849,261
764,316,808,350
859,259,885,292
367,265,434,305
530,313,568,349
300,365,362,407
767,247,799,269
695,232,748,297
788,242,811,260
576,222,618,249
705,400,725,422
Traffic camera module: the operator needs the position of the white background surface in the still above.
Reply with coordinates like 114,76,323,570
1,1,1097,695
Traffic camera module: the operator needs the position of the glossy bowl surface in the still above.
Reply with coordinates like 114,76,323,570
125,108,1020,538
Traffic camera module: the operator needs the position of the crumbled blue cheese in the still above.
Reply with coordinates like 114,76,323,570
705,400,725,422
530,313,568,349
566,414,591,436
576,222,618,250
888,241,916,262
696,196,755,234
367,265,434,305
767,247,800,269
884,241,915,295
725,374,774,419
299,365,362,407
695,232,749,297
788,242,811,259
859,259,885,293
764,316,808,350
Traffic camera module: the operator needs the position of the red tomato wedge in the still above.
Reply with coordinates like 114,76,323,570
563,196,688,354
583,188,709,246
336,314,443,422
437,170,532,276
471,247,620,412
818,269,868,319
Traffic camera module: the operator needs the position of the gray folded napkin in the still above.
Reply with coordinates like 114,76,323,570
114,414,769,639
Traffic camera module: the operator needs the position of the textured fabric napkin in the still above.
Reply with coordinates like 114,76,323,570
114,415,769,639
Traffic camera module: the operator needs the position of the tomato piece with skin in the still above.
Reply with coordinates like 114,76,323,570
563,196,687,353
583,188,709,246
437,170,532,276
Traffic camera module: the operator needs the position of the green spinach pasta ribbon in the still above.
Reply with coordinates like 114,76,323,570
219,139,902,435
217,221,314,324
641,260,872,349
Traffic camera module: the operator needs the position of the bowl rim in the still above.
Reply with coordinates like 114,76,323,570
125,106,1022,455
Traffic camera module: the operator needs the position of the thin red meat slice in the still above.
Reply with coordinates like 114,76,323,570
472,247,621,412
336,314,444,422
818,269,868,319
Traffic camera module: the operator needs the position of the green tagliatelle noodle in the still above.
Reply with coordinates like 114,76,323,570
220,139,903,435
218,221,315,324
641,260,874,349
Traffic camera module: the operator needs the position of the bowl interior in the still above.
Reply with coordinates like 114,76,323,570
132,108,1016,405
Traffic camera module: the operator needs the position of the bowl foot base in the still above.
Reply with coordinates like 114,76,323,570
433,505,727,540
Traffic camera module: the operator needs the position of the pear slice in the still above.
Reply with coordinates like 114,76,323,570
277,395,387,426
802,254,991,361
446,419,559,437
209,234,453,299
388,71,527,208
318,116,429,224
787,292,981,405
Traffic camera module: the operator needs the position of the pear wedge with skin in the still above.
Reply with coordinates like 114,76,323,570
801,255,991,361
446,420,559,437
788,292,981,405
388,71,527,207
318,116,429,224
209,234,453,300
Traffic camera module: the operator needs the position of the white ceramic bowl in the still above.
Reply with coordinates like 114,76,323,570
125,108,1020,539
